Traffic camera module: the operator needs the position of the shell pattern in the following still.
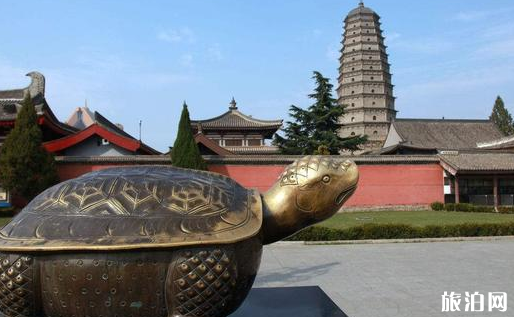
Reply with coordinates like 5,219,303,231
0,166,262,251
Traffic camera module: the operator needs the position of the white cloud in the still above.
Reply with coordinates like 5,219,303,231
157,27,195,44
180,54,194,67
473,38,514,59
76,51,126,71
207,44,223,61
384,32,401,43
312,29,322,37
389,37,454,55
326,43,340,62
0,58,29,88
452,8,513,22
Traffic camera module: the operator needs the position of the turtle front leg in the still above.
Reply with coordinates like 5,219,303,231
165,247,238,317
0,253,38,317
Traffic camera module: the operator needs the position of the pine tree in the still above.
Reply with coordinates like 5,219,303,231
0,94,59,202
490,96,514,136
273,105,311,155
274,71,367,154
171,103,207,170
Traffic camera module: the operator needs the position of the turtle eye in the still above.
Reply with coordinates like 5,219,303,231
322,175,330,183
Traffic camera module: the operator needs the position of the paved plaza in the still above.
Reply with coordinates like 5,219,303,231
254,240,514,317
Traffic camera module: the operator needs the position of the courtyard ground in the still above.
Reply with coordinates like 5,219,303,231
254,240,514,317
321,210,514,229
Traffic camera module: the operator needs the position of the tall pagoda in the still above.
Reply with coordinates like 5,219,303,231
337,1,396,152
190,98,282,155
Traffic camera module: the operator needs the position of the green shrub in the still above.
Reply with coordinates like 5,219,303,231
444,203,456,211
287,222,514,241
442,203,495,213
498,206,514,214
455,203,474,212
430,201,444,211
472,205,495,213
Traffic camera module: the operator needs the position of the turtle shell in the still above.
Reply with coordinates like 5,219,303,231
0,166,262,251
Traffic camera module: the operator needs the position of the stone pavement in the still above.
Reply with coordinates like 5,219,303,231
254,240,514,317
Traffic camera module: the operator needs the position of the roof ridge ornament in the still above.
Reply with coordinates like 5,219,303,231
26,71,45,97
359,1,364,7
229,97,237,110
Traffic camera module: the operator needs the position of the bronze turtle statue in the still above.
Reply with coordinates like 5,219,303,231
0,155,358,317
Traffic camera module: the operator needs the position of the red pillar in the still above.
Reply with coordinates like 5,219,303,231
454,176,460,204
493,175,499,209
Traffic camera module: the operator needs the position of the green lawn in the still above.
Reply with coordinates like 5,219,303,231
320,210,514,230
0,217,11,227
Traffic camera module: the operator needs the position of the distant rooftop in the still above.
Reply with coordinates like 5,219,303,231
191,98,283,136
0,71,76,136
388,118,504,151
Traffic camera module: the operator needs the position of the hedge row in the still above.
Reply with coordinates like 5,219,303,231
286,223,514,241
431,202,514,214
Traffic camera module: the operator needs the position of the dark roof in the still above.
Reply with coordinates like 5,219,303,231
93,111,134,139
91,111,160,154
390,118,504,151
439,152,514,174
224,146,280,155
347,1,376,16
0,72,49,122
194,133,234,156
375,143,437,155
0,89,24,100
190,99,282,133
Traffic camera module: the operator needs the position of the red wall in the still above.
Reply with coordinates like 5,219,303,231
58,162,444,208
209,164,444,207
346,164,443,206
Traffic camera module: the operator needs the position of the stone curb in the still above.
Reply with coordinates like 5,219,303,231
273,236,514,245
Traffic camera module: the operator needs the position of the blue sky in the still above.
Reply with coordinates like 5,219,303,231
1,0,513,152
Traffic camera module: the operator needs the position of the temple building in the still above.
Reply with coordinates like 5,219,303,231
0,72,77,145
190,98,283,155
42,106,159,156
0,72,76,207
337,1,396,152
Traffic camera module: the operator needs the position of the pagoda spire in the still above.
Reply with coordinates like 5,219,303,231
229,97,237,110
359,1,364,6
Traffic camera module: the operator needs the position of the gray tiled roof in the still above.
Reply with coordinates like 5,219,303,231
0,89,24,100
439,152,514,173
392,119,504,150
223,146,280,155
93,111,135,139
191,101,282,131
0,72,46,122
0,99,45,121
347,2,376,16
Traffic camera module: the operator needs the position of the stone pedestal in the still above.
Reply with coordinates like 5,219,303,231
230,286,349,317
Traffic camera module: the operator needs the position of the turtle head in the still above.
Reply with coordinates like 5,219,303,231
262,156,358,244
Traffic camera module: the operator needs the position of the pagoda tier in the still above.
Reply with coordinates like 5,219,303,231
337,1,396,153
190,98,282,154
